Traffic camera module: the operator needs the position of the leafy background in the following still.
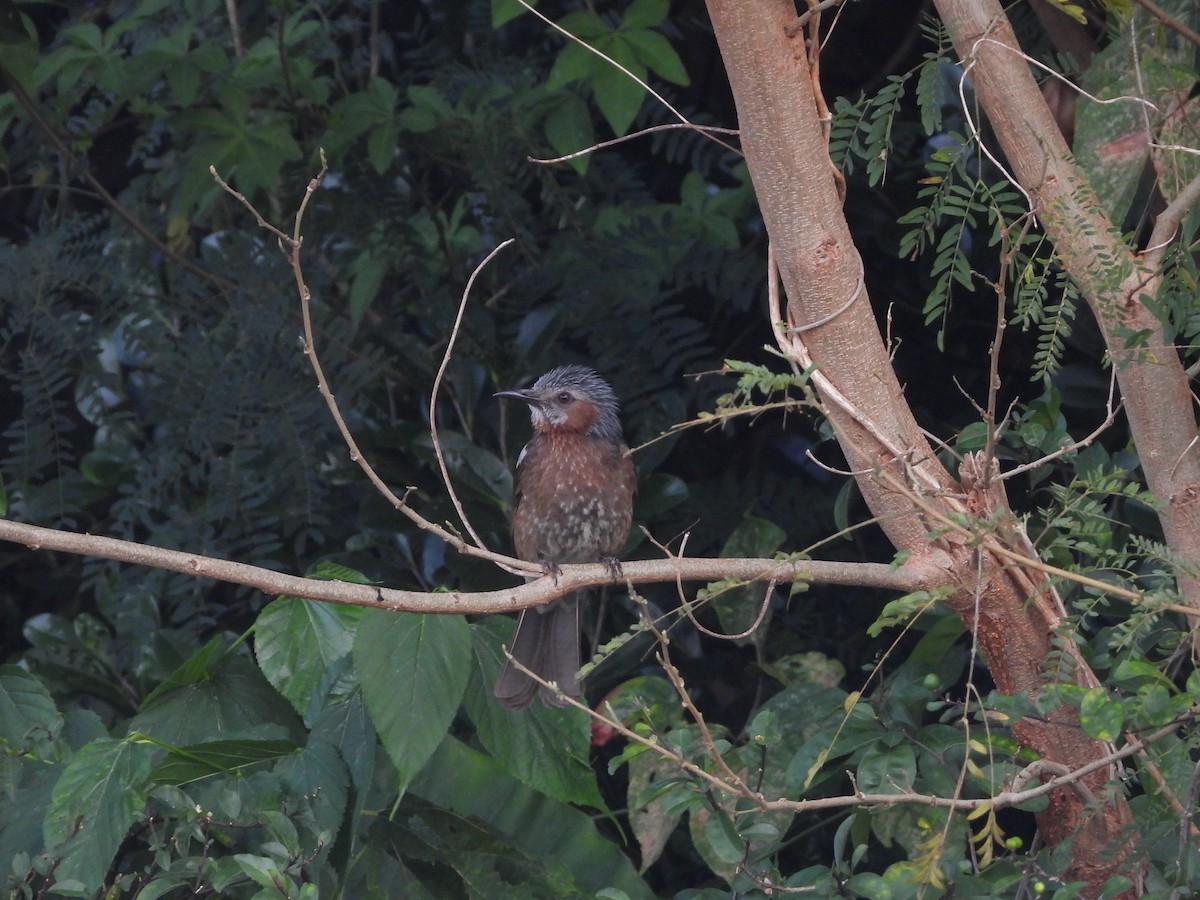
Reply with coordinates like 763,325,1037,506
1,0,1198,897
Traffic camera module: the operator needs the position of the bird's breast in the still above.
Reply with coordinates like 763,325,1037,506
511,432,635,565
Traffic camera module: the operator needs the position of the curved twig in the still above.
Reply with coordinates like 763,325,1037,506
428,239,516,552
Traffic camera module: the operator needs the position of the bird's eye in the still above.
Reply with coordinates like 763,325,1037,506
555,391,572,404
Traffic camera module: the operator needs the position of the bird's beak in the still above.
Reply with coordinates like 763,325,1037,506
494,388,542,407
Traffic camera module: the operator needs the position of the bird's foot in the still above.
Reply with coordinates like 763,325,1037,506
601,555,624,581
537,553,563,584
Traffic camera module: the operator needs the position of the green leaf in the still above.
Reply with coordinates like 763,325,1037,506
44,737,155,893
276,736,348,859
144,737,301,785
354,609,472,790
254,597,364,715
833,478,856,535
621,29,688,86
412,430,513,505
845,871,891,899
547,41,603,89
1111,657,1173,689
308,561,377,584
1079,687,1124,742
492,0,533,27
591,46,646,136
466,619,601,807
366,118,398,174
311,691,375,802
132,650,306,749
409,735,654,899
140,636,226,707
234,853,284,890
0,1,32,44
347,247,388,326
0,665,62,754
0,753,62,868
726,519,786,561
621,0,669,29
705,516,787,645
700,805,744,865
544,92,594,176
556,9,610,40
855,739,916,793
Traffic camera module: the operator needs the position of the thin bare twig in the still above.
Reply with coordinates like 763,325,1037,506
500,633,1197,817
1129,0,1200,49
875,464,1199,617
514,0,740,158
982,212,1037,483
210,160,539,578
428,239,516,552
768,243,953,502
655,532,777,641
646,612,754,792
1143,171,1200,274
224,0,244,58
529,122,740,165
1000,368,1121,480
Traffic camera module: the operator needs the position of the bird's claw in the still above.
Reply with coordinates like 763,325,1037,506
601,555,624,581
537,553,563,584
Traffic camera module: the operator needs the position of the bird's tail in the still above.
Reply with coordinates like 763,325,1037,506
493,594,582,710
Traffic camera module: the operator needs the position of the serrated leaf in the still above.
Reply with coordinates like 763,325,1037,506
0,665,62,753
465,619,601,807
255,597,363,715
131,651,305,749
354,609,471,790
44,738,155,893
276,736,348,858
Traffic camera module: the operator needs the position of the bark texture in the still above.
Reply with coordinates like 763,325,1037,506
704,0,1140,891
934,0,1200,630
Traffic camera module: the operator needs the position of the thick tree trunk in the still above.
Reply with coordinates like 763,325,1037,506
704,0,1139,892
933,0,1200,630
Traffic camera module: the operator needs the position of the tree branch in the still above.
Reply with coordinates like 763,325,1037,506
0,518,924,614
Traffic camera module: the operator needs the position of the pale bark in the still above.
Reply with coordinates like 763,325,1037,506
934,0,1200,627
705,0,1140,891
0,518,916,614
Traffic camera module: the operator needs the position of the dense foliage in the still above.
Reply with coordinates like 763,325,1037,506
1,0,1198,897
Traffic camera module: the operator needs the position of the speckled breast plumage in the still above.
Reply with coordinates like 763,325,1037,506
511,430,636,566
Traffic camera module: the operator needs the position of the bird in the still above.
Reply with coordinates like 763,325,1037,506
492,364,637,710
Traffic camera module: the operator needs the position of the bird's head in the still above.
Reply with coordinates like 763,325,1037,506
496,364,623,441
